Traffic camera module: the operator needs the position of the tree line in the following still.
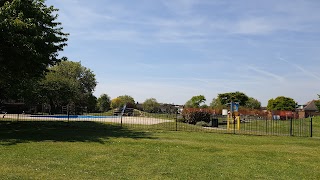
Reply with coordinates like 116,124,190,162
95,92,320,114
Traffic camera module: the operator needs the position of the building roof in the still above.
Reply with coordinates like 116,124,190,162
304,100,319,111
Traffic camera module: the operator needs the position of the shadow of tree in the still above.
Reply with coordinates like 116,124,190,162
0,121,154,146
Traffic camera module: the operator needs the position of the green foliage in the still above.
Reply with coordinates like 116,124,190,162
0,0,68,100
182,108,212,124
111,95,135,109
210,98,224,109
267,96,296,111
315,101,320,111
110,98,121,109
245,97,261,109
142,98,160,113
185,95,206,108
316,94,320,111
97,94,111,112
86,94,98,112
39,61,97,113
218,91,249,106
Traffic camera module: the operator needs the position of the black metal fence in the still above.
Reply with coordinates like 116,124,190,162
1,111,317,138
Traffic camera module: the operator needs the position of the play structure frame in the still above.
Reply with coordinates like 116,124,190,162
226,101,240,131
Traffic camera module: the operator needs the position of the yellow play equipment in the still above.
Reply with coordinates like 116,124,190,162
227,114,240,130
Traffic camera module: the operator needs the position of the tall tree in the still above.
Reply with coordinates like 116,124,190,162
217,92,249,106
111,95,135,109
245,97,261,109
267,96,296,111
97,94,111,112
185,95,206,108
86,94,98,113
142,98,160,113
315,94,320,111
0,0,68,100
210,98,224,109
40,61,97,113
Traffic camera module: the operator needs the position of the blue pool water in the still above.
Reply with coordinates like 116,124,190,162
30,115,114,118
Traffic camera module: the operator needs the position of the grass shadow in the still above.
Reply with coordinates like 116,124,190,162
0,121,155,146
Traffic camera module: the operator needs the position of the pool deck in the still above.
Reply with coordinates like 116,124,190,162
0,114,172,125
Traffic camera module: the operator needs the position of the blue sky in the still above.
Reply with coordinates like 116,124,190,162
46,0,320,106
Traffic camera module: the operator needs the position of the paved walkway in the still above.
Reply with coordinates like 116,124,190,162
0,114,172,125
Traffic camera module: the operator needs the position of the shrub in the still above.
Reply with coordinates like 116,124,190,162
182,108,214,124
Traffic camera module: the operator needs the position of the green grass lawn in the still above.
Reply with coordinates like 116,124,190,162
1,121,320,179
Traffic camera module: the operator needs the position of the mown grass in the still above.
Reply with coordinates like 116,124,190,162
311,116,320,137
0,121,320,179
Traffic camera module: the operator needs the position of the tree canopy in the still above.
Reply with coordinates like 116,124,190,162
142,98,160,113
315,94,320,111
245,97,261,109
97,94,111,112
0,0,68,100
217,92,249,106
39,61,97,113
210,98,224,109
267,96,296,111
185,95,206,108
111,95,135,109
211,92,261,110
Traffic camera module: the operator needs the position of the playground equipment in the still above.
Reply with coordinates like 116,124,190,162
226,101,240,131
227,114,240,130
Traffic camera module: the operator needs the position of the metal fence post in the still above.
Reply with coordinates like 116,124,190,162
310,117,313,137
175,112,178,131
233,116,236,134
67,106,70,123
265,118,268,135
290,118,293,136
121,115,123,127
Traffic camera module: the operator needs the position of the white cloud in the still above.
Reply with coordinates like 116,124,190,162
46,0,320,106
233,18,276,35
246,66,285,82
75,30,141,42
278,57,320,81
49,0,114,28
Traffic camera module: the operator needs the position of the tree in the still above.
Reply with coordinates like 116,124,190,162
40,61,97,113
110,98,121,109
217,92,249,106
210,98,224,109
142,98,160,113
267,96,296,111
315,94,320,111
97,94,111,112
185,95,206,108
315,100,320,111
110,95,135,109
0,0,68,100
245,97,261,109
86,94,98,113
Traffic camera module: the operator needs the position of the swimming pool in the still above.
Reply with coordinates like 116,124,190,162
29,115,115,118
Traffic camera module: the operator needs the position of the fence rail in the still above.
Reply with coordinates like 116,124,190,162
0,113,317,138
